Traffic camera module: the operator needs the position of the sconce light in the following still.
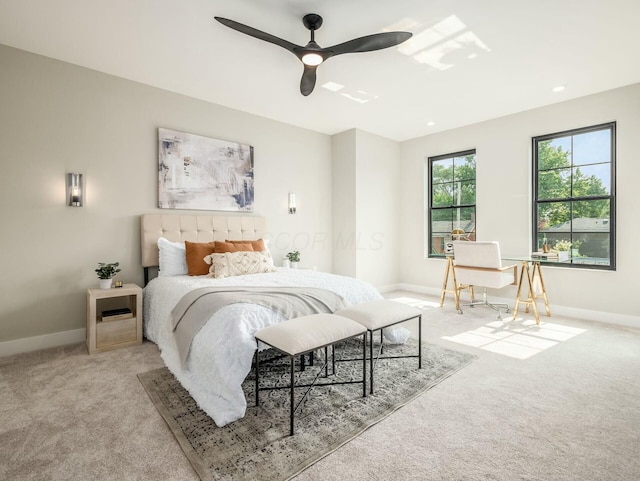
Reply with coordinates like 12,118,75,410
288,193,297,214
66,173,84,207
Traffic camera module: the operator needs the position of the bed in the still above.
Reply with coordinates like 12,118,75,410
140,214,383,427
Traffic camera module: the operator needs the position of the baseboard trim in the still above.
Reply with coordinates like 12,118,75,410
0,328,86,358
3,282,638,358
394,283,441,297
376,284,402,294
393,283,640,329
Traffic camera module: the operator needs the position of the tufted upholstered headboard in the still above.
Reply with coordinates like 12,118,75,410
140,214,267,280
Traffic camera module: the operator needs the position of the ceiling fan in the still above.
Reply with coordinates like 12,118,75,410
214,14,412,96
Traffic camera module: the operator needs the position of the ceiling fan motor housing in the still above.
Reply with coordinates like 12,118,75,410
302,14,323,31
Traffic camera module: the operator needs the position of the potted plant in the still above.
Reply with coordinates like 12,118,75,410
95,262,121,289
286,251,300,269
553,240,572,261
571,240,582,257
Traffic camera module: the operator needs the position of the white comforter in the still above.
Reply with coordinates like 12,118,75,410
143,268,382,426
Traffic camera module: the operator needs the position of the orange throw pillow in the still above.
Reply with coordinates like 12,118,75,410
186,241,256,276
226,239,266,252
185,241,217,276
213,241,254,253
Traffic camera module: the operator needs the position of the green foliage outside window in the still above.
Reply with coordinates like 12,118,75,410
428,151,476,256
534,123,615,268
431,154,476,207
537,140,609,225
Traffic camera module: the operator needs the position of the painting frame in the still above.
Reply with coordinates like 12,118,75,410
158,128,254,212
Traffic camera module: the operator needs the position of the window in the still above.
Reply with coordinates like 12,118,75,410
533,122,616,269
427,150,476,257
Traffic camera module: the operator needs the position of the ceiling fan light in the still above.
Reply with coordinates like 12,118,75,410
302,52,323,66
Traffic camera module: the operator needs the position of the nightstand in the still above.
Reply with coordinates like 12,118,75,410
86,283,143,354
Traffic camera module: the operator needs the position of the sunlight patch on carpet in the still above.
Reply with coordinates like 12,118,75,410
389,296,441,310
442,318,586,359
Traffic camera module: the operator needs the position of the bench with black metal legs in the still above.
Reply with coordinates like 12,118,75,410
336,300,423,395
254,313,367,436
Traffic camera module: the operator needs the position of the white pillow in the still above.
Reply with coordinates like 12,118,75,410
383,326,411,344
203,251,276,279
157,237,187,277
259,249,274,266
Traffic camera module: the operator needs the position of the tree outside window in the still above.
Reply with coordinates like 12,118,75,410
427,150,476,257
533,123,615,269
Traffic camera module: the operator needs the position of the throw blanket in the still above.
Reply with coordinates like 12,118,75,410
170,286,348,366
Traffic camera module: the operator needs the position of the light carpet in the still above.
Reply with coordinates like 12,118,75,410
138,340,474,481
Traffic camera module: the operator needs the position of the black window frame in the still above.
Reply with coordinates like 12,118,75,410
532,122,616,270
427,149,477,258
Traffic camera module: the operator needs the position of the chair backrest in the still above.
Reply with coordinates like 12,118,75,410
452,241,502,269
452,241,514,289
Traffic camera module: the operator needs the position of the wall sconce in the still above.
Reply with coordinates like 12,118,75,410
288,193,297,214
66,173,84,207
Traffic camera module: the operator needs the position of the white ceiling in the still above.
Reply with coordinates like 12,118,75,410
1,0,639,141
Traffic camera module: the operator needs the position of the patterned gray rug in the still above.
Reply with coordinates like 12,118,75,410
138,340,474,481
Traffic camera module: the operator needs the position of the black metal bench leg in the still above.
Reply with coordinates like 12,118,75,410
418,314,422,369
255,345,260,407
369,330,374,394
332,345,335,375
324,346,328,377
362,332,367,397
290,355,295,436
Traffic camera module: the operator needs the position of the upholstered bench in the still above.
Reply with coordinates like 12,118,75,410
336,300,423,394
254,313,367,435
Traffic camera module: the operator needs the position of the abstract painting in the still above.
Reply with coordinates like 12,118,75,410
158,128,254,211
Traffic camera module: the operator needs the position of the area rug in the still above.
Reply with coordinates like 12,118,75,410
138,340,474,481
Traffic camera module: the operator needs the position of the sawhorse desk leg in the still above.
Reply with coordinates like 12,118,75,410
512,260,551,325
440,256,472,313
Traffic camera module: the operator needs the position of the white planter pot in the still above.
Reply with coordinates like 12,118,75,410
290,262,299,269
558,251,569,262
99,278,113,289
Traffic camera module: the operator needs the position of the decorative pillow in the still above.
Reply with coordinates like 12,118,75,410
213,241,254,253
157,237,187,277
203,251,277,279
226,239,266,252
185,241,218,276
257,249,274,266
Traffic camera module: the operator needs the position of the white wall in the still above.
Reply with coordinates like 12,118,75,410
331,130,357,277
331,129,401,288
354,130,400,288
0,44,333,345
400,83,640,322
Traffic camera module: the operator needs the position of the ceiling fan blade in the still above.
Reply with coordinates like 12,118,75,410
300,65,317,96
215,17,300,54
326,31,412,57
215,15,412,97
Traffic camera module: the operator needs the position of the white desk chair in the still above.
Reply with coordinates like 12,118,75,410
452,241,517,318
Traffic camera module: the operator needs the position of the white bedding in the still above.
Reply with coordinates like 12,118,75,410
143,268,382,426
